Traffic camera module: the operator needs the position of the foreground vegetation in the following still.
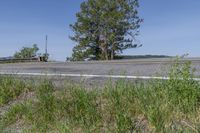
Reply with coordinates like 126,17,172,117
0,60,200,132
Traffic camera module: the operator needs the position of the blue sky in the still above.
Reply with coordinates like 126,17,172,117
0,0,200,61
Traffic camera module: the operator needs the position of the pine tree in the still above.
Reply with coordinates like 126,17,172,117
70,0,142,61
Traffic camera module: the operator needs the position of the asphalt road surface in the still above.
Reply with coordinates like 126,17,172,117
0,58,200,81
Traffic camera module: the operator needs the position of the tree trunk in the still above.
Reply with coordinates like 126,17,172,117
105,51,108,60
111,49,115,60
104,35,109,60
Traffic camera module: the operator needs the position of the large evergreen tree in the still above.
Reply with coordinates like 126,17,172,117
70,0,142,61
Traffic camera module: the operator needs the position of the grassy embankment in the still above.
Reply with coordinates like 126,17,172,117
0,59,200,133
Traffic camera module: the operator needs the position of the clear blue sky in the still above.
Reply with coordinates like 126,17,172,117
0,0,200,61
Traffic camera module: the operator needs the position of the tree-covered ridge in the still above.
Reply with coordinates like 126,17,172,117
70,0,142,61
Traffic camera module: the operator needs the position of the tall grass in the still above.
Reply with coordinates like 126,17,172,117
0,76,33,106
0,59,200,132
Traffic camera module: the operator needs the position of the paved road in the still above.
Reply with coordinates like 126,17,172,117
0,58,200,79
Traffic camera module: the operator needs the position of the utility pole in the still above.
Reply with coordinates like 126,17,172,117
43,35,48,62
45,35,48,56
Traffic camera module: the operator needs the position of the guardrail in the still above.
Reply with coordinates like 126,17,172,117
0,58,40,63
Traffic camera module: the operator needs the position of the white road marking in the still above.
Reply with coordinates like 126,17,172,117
0,72,200,81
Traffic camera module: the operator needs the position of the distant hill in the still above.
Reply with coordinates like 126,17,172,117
115,55,172,60
0,57,13,60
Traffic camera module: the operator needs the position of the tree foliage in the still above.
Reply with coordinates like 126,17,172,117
14,44,39,59
70,0,142,61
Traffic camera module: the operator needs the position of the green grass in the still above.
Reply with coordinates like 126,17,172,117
0,76,34,106
0,59,200,132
